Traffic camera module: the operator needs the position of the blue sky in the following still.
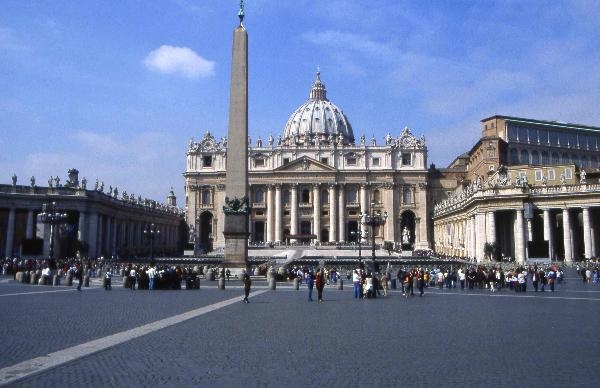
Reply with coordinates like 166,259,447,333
2,0,599,202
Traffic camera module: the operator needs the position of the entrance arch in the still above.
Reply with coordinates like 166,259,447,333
198,211,213,253
400,210,416,248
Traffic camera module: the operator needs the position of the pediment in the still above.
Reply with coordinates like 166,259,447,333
274,156,336,172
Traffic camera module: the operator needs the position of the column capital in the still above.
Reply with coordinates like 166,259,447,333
274,183,282,190
328,182,337,189
312,183,321,189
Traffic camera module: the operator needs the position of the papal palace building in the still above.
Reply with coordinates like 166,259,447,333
185,72,600,264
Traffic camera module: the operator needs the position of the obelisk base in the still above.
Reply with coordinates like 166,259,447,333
223,213,250,277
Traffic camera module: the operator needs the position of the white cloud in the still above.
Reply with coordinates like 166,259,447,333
144,45,215,79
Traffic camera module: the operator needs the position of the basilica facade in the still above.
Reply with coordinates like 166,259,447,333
184,72,430,252
184,71,600,263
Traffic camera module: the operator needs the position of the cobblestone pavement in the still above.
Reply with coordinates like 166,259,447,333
1,270,599,387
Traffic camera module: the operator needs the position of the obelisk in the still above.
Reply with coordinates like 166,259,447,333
222,1,249,272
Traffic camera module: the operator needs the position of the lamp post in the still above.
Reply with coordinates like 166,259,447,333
350,226,368,266
360,201,388,273
38,202,69,269
143,223,160,260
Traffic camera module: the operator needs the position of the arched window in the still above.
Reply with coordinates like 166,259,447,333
551,152,560,164
321,190,329,204
531,150,540,165
541,151,549,165
254,189,264,204
373,189,381,204
509,148,519,164
202,189,211,205
562,153,570,164
347,187,358,203
520,149,530,165
301,189,310,203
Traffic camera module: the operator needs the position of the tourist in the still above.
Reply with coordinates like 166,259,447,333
129,267,137,290
352,268,361,299
381,272,388,297
147,265,156,290
316,268,325,302
307,270,314,301
104,268,112,290
75,263,83,291
242,271,251,303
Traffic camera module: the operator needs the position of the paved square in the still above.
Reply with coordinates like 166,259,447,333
0,270,598,387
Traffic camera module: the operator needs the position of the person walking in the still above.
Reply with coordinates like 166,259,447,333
242,272,251,303
104,268,112,290
352,268,361,299
147,266,156,290
381,272,388,297
307,270,315,301
75,263,83,291
316,268,325,302
129,267,137,290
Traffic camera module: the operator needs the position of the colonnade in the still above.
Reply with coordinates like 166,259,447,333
1,206,180,259
434,205,598,263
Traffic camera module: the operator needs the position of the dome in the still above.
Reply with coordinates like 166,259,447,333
283,71,354,145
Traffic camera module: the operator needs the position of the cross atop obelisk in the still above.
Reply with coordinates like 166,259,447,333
222,1,249,272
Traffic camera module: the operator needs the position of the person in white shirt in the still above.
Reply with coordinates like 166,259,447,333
129,267,137,290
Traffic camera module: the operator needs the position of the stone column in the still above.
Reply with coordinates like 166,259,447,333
486,211,496,244
470,215,477,260
562,208,573,263
360,184,368,215
266,185,274,243
97,215,104,258
290,184,298,243
475,212,486,262
88,212,98,258
515,209,526,263
274,184,282,243
78,211,87,243
25,209,34,239
360,184,368,243
386,185,395,242
111,217,117,257
542,209,554,260
313,184,321,243
582,207,592,259
329,184,337,243
338,184,345,242
5,207,16,258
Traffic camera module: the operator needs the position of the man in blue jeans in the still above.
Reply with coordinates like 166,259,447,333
353,268,361,299
307,271,315,301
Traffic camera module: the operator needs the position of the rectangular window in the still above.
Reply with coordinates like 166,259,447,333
402,153,412,166
534,170,542,181
518,171,527,180
547,169,555,180
283,158,290,165
321,210,328,216
348,210,357,216
347,157,357,166
564,168,572,179
372,157,380,167
203,155,212,167
255,211,264,216
320,157,329,164
254,159,264,167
